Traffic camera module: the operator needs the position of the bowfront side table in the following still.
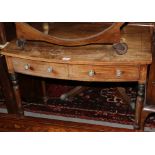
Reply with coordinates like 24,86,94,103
1,26,152,129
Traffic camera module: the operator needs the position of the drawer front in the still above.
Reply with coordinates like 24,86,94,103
69,65,139,81
12,58,68,79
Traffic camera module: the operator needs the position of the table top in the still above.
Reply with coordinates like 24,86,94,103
2,25,152,65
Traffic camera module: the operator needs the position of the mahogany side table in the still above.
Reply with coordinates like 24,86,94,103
1,26,152,129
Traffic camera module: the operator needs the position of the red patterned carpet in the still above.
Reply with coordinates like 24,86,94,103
1,82,155,128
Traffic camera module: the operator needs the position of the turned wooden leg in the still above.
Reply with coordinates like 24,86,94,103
0,55,17,113
140,110,151,131
134,83,145,129
0,23,6,44
10,73,24,115
41,80,48,104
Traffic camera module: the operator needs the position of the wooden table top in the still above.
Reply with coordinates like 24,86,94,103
2,26,152,65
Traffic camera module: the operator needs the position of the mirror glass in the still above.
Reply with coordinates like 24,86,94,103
28,22,114,39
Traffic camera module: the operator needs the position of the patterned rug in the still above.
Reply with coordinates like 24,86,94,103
1,82,155,128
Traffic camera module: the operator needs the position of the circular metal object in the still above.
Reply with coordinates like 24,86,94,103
24,64,30,70
16,39,26,49
113,43,128,55
47,67,53,73
88,70,95,77
116,69,122,77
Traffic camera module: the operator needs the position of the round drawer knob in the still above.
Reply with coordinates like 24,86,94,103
24,64,30,70
88,70,95,77
47,67,53,73
116,69,122,77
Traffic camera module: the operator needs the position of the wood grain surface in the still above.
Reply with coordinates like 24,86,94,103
2,26,152,65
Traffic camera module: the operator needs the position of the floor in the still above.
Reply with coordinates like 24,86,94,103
0,112,136,132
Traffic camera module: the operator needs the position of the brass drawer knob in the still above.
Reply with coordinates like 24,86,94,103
24,64,30,70
88,70,95,77
116,69,122,77
47,67,53,73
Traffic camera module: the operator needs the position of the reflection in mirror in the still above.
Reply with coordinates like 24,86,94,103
28,22,114,39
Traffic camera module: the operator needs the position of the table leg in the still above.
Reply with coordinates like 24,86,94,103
41,80,48,104
0,55,17,113
134,83,145,129
140,110,151,131
10,72,24,115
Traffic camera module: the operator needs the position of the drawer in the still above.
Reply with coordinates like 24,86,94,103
12,58,68,79
69,65,140,81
